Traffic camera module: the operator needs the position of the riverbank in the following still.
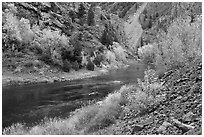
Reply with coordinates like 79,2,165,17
2,61,130,87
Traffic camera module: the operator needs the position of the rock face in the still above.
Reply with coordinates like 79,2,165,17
124,3,148,53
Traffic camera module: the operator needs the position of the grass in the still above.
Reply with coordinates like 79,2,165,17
3,68,165,135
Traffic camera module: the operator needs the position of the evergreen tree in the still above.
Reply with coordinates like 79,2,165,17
78,3,86,19
87,4,95,26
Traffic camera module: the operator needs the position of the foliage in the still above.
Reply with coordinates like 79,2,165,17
86,60,95,71
138,44,155,64
112,42,127,62
105,50,116,64
87,4,95,26
3,7,35,52
137,68,164,97
72,61,80,71
154,15,202,70
77,3,87,25
78,3,87,19
62,59,71,72
32,27,70,66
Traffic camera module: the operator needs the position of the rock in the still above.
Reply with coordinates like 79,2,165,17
140,118,154,126
39,71,44,75
185,127,202,135
157,121,172,133
96,101,103,106
13,66,22,73
42,78,49,83
182,112,197,122
53,77,58,82
33,66,39,72
88,91,99,96
171,117,195,133
132,124,144,133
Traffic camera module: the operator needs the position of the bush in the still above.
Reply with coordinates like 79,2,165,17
138,44,155,64
72,61,80,71
32,27,70,66
154,15,202,70
118,68,164,117
86,60,95,71
105,50,116,64
62,59,71,72
93,53,104,67
3,7,34,52
112,42,127,62
137,68,164,98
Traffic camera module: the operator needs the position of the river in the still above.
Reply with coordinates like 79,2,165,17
2,62,152,129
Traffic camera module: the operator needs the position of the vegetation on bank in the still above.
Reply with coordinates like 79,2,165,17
2,2,130,77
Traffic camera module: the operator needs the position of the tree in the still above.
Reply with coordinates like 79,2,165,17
78,3,86,19
87,4,95,26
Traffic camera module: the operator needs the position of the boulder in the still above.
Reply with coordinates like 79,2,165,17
182,112,197,122
132,124,144,133
156,121,172,133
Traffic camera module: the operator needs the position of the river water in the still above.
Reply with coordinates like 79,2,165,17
2,62,151,128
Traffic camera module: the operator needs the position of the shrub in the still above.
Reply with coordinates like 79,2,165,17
93,52,104,67
105,50,116,64
3,8,34,52
118,68,164,116
137,68,164,98
112,42,127,62
154,15,202,70
62,59,71,72
87,4,95,26
86,60,95,71
3,123,28,135
72,61,80,71
68,105,100,132
33,28,70,66
138,44,155,64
